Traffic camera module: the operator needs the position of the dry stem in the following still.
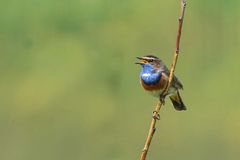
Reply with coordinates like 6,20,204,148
140,1,187,160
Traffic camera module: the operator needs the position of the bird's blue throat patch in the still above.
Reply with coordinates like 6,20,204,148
140,64,161,85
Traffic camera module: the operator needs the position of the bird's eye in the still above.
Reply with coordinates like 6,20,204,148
149,59,153,62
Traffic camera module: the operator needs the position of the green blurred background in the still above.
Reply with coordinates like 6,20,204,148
1,0,240,160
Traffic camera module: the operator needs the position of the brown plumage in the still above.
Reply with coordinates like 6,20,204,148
140,73,168,91
170,91,186,111
136,55,186,111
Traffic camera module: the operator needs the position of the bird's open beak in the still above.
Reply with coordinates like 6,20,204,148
135,57,147,64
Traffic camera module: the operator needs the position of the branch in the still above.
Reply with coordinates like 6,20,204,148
140,1,187,160
163,0,186,95
140,101,161,160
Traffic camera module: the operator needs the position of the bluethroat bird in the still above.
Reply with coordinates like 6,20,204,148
136,55,186,111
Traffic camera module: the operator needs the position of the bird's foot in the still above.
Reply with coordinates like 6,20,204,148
152,111,160,120
159,94,166,105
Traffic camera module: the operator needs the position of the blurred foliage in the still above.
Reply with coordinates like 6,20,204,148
0,0,240,160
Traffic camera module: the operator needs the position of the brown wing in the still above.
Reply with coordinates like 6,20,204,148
160,65,183,90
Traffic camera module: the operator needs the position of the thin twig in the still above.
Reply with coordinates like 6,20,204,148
163,0,186,94
139,1,187,160
140,101,161,160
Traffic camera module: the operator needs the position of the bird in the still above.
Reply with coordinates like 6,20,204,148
136,55,186,111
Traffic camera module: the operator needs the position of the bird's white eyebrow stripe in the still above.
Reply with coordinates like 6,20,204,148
142,57,155,60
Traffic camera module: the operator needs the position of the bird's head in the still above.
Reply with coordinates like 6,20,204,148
135,55,161,70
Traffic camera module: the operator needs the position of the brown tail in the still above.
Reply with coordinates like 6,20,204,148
169,91,186,111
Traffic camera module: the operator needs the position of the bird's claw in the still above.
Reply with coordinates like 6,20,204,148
152,111,160,120
159,94,165,105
